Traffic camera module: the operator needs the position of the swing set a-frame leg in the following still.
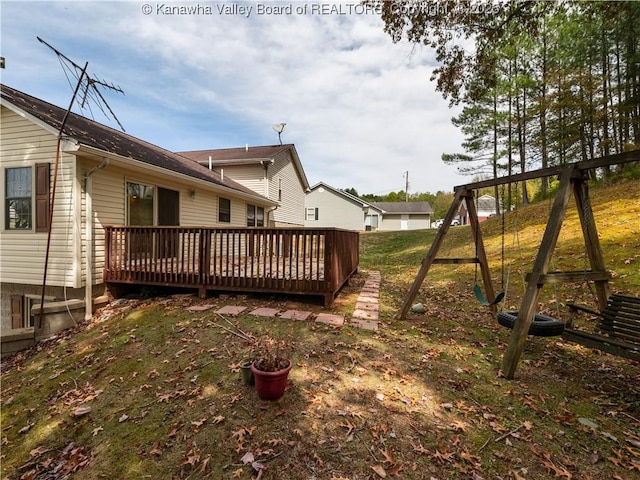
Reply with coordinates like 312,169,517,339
396,187,467,320
396,187,500,319
502,167,575,379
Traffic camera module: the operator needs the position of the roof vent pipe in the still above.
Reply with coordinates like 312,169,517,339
246,143,248,152
208,155,212,170
221,168,224,182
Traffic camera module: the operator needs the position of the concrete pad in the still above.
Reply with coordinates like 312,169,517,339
186,304,216,312
315,313,345,326
279,310,312,321
350,319,379,331
215,305,247,316
352,309,379,321
249,307,280,318
355,302,379,312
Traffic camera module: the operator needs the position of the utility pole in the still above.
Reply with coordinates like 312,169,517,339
404,171,409,202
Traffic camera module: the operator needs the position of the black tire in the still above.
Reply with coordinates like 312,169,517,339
497,311,565,337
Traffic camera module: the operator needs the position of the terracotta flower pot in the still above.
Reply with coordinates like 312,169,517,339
251,360,292,401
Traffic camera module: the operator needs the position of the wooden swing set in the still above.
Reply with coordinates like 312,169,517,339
398,150,640,379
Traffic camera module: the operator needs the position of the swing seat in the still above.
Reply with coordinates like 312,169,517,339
473,284,505,306
497,311,565,337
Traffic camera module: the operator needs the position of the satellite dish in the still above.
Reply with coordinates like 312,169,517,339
272,123,286,144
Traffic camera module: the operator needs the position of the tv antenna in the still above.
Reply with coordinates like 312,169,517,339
272,123,286,145
37,36,126,131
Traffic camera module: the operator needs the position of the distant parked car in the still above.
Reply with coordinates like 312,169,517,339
433,218,459,228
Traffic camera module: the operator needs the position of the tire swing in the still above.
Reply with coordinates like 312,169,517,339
497,311,565,337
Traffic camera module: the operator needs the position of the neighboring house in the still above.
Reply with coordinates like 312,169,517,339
178,145,309,227
459,194,501,224
304,182,383,231
0,84,276,331
373,202,434,231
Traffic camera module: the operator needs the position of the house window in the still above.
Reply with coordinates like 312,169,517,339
219,197,231,223
247,205,265,227
127,182,154,225
10,294,53,328
5,167,32,229
306,207,318,221
257,206,264,227
366,214,379,229
247,205,255,227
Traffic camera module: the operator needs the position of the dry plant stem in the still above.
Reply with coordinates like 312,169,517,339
494,423,525,443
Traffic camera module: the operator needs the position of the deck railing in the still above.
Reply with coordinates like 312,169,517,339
104,226,359,305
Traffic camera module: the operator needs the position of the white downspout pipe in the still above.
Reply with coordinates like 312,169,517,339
84,157,109,320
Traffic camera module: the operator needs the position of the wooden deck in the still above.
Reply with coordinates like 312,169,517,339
104,226,359,305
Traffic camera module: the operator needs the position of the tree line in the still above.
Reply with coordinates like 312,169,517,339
369,0,639,212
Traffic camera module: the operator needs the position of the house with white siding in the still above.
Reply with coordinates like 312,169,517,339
304,182,383,231
372,202,434,231
458,194,501,224
0,84,275,333
178,144,309,227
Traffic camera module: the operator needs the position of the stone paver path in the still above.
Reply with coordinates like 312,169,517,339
200,271,382,331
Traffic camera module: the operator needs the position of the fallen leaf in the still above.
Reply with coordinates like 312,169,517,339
91,426,104,437
241,452,255,464
198,454,211,474
119,414,129,423
73,407,92,417
380,448,397,464
29,446,48,458
371,464,387,478
191,418,207,428
578,418,599,429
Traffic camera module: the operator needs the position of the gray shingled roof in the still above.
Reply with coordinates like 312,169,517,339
373,202,434,214
0,84,268,201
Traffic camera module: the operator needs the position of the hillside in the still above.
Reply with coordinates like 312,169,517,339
1,180,639,480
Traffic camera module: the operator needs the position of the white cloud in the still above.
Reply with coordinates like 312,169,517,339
2,1,466,194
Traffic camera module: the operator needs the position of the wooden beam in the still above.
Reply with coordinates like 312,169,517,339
573,178,610,310
456,149,639,191
432,258,479,264
465,191,498,312
524,270,611,285
396,188,467,320
502,166,576,379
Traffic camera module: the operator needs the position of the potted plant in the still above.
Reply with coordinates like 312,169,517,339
250,336,294,401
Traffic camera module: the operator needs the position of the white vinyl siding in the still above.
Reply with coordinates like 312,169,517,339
0,106,78,288
304,187,365,230
268,151,305,226
219,165,265,196
377,214,430,231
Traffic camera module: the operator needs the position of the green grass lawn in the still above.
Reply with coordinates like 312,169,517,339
1,180,639,479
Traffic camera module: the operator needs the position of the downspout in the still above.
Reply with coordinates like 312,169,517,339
84,157,109,320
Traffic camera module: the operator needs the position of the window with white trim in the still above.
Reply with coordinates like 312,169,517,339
306,207,318,221
247,205,265,227
5,167,32,229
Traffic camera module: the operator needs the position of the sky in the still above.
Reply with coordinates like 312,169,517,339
1,0,467,195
